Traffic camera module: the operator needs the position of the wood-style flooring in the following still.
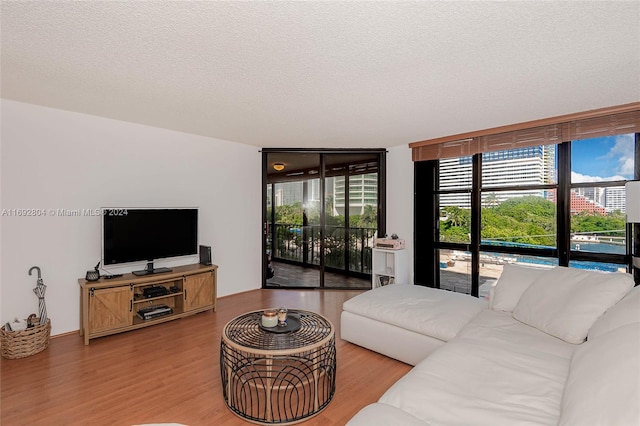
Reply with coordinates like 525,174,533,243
1,289,412,426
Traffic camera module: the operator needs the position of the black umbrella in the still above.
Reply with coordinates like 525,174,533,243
29,266,47,325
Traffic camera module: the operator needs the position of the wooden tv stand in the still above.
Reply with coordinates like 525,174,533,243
78,264,217,345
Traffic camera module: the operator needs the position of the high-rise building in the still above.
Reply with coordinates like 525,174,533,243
571,186,627,214
569,191,606,215
604,186,626,213
272,179,322,210
273,181,303,207
333,173,378,215
270,173,377,218
440,146,556,208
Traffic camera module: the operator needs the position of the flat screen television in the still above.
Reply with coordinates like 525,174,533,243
102,207,198,276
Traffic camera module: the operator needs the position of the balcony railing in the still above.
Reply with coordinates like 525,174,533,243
269,223,376,275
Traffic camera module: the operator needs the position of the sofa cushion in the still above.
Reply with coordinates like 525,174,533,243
341,311,446,365
342,284,486,342
378,310,575,425
512,266,633,344
489,263,547,312
559,323,640,426
588,284,640,340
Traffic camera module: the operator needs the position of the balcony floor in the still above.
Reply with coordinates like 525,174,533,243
266,261,495,297
266,260,371,289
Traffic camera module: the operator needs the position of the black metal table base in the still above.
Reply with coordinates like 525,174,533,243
220,310,336,425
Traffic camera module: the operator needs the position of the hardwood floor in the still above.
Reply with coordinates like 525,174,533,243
1,289,411,426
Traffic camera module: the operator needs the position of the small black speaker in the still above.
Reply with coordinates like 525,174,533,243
199,245,212,265
85,270,100,282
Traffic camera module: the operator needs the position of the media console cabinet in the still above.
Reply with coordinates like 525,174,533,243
78,264,217,345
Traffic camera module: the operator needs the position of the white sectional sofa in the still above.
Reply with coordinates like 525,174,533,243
341,283,487,365
342,265,640,425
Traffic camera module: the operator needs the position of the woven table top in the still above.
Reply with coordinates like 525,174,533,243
222,310,334,352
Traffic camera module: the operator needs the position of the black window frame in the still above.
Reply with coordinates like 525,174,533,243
415,134,640,296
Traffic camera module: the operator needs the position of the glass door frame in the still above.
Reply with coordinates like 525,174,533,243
262,148,386,289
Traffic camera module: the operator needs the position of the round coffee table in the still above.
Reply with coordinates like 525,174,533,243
220,310,336,425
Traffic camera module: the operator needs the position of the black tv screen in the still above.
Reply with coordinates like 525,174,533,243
102,208,198,266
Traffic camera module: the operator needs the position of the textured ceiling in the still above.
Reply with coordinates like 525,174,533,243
2,1,639,149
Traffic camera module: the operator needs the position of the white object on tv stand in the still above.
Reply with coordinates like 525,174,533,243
372,247,409,288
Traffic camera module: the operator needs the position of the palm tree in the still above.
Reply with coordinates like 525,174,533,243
484,192,499,208
444,207,465,227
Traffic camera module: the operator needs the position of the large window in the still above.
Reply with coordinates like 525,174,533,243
570,135,634,255
416,133,638,297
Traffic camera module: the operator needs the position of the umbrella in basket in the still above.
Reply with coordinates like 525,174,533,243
28,266,47,325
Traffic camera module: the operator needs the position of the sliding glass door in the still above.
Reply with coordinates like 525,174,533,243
263,150,385,289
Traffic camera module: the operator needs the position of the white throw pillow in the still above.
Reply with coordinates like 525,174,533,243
512,266,634,344
588,284,640,340
490,263,547,312
559,323,640,426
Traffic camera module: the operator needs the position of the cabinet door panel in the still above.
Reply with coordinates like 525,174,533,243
183,272,214,311
88,286,132,333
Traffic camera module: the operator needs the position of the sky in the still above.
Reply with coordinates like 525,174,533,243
571,133,635,183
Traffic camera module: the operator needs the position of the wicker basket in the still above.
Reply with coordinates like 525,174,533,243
1,319,51,359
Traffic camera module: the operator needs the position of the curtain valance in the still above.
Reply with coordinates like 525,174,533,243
410,103,640,162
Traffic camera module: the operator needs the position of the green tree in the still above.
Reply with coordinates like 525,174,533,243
571,211,625,236
275,202,303,224
442,206,470,228
350,204,377,229
481,196,556,246
440,206,471,243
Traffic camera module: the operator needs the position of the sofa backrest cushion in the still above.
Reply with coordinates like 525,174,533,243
559,323,640,426
512,266,634,344
489,263,547,312
588,284,640,340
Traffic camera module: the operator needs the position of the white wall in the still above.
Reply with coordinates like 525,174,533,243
1,100,262,335
386,144,415,284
